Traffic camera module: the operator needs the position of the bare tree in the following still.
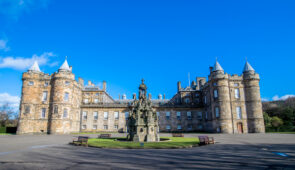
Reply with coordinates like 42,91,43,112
0,103,18,127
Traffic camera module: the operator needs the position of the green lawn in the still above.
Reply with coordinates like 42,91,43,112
0,133,15,135
86,137,199,149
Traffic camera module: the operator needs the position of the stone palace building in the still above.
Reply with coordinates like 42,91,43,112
17,59,265,134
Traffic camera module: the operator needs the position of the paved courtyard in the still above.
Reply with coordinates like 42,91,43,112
0,133,294,169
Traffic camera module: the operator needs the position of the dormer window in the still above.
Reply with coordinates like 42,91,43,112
28,81,34,86
184,98,190,104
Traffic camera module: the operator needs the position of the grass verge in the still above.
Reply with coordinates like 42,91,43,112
267,132,295,134
86,137,199,149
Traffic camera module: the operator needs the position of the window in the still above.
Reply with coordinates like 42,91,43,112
93,112,98,120
197,112,202,120
156,112,160,117
177,112,181,120
64,92,69,101
177,125,182,130
166,112,170,120
44,82,49,87
215,107,220,118
42,91,48,102
104,125,108,130
125,112,129,120
213,82,217,86
236,107,242,119
214,89,218,98
217,127,221,133
82,125,86,129
65,81,70,86
204,96,207,104
187,112,192,120
95,93,99,96
187,124,192,130
198,125,203,130
114,125,118,129
166,125,171,130
205,112,208,120
114,111,119,120
234,83,239,87
235,89,240,99
84,98,89,104
104,112,108,120
28,81,34,86
54,105,58,114
184,98,190,104
63,108,68,118
82,111,87,120
93,125,97,129
94,98,99,103
24,105,30,114
41,108,46,118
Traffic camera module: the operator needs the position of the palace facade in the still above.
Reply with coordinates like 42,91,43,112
17,59,265,134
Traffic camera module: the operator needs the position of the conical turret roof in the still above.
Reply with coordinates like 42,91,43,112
28,61,41,72
213,60,224,71
59,57,71,71
243,61,255,72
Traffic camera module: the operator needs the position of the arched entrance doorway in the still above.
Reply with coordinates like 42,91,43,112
237,123,243,134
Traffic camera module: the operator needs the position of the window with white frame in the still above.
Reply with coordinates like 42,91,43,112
234,83,239,87
84,98,89,104
166,112,170,119
94,98,99,103
214,89,218,98
236,106,242,119
82,111,87,120
93,112,98,120
177,112,181,120
93,125,97,129
41,108,46,118
187,111,192,120
235,88,240,99
166,125,171,130
114,125,118,129
28,81,34,86
42,91,48,102
197,112,202,120
125,112,129,120
104,125,108,130
104,112,108,120
64,92,69,101
177,125,182,130
82,125,86,129
114,111,119,120
215,107,220,118
63,108,68,118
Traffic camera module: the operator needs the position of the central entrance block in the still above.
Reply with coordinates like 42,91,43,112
127,79,160,142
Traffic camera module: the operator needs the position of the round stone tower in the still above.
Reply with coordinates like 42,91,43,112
209,61,233,133
49,59,81,134
243,62,265,133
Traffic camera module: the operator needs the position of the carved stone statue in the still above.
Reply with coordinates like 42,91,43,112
127,79,160,142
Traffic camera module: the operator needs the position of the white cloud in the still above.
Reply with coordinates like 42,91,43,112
0,39,10,51
0,0,50,20
261,98,269,102
272,94,295,101
0,52,57,70
0,93,20,110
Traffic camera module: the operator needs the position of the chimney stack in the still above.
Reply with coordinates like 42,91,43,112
103,81,106,91
132,93,136,100
177,81,181,92
78,78,84,86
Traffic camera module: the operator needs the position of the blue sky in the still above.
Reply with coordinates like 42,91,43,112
0,0,294,109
